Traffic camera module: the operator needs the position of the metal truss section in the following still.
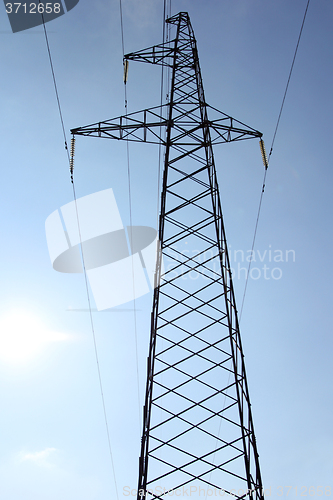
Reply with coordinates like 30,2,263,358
71,104,262,145
124,43,175,67
71,11,265,500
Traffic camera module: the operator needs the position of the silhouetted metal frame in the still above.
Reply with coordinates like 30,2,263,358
71,11,265,500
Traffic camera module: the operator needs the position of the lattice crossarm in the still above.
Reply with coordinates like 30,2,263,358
124,42,176,67
71,106,172,144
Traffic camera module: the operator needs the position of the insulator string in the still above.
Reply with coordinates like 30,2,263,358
69,135,75,181
259,139,269,170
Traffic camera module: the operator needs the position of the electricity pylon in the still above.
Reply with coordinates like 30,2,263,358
72,11,265,500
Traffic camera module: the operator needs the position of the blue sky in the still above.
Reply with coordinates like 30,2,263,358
0,0,332,498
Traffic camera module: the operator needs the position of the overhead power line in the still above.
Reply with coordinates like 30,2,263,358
38,4,119,498
239,0,311,321
119,0,142,434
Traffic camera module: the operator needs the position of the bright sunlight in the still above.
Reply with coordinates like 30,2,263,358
0,310,67,363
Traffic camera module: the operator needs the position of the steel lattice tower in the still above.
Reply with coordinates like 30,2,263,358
72,12,265,500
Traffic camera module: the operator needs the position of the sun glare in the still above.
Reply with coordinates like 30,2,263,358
0,310,67,363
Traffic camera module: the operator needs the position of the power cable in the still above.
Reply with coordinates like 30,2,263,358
268,0,311,162
156,0,167,226
156,0,171,477
157,0,172,227
239,0,310,321
39,3,69,160
119,0,142,433
38,5,119,498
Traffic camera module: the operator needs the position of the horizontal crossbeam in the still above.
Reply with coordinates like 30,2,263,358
71,104,262,145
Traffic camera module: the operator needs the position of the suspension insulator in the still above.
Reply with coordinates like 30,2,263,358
259,139,268,170
70,136,75,175
123,59,129,84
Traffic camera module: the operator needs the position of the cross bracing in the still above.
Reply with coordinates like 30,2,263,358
71,11,265,500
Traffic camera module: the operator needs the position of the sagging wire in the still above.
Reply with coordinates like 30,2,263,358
205,144,268,496
119,0,142,435
239,0,310,321
38,4,119,498
156,0,172,230
156,0,172,477
268,0,311,162
156,0,168,229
